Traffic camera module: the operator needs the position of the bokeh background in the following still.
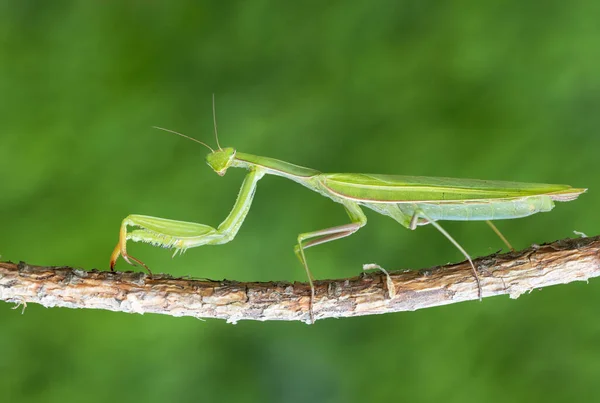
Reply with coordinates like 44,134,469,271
1,1,599,402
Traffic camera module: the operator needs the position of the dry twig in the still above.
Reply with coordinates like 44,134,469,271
1,236,598,323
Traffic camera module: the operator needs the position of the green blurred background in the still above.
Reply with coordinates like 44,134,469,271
1,1,599,402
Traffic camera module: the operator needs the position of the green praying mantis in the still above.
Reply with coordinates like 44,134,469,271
110,100,586,321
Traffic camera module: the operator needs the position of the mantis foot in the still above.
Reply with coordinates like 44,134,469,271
109,230,153,276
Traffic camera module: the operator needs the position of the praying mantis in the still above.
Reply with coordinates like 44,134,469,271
110,101,586,321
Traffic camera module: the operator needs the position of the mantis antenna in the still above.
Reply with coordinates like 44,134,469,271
212,93,222,150
152,126,214,152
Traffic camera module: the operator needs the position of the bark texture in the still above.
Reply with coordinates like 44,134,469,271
1,236,598,323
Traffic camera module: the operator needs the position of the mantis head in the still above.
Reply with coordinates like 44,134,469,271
206,147,236,176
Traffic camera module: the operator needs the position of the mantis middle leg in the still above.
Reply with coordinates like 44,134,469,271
294,202,367,322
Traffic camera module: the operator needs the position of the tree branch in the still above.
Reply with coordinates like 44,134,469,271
1,236,598,323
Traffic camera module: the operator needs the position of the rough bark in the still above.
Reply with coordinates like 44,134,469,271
1,236,598,323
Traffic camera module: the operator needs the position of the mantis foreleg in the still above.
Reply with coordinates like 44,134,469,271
110,168,265,270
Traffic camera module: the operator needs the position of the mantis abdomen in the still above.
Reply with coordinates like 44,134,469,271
394,195,554,223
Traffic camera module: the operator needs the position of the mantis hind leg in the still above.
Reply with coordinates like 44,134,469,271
410,210,483,301
485,220,514,252
294,202,367,323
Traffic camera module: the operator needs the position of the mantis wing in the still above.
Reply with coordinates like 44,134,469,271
318,173,586,226
322,173,586,203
